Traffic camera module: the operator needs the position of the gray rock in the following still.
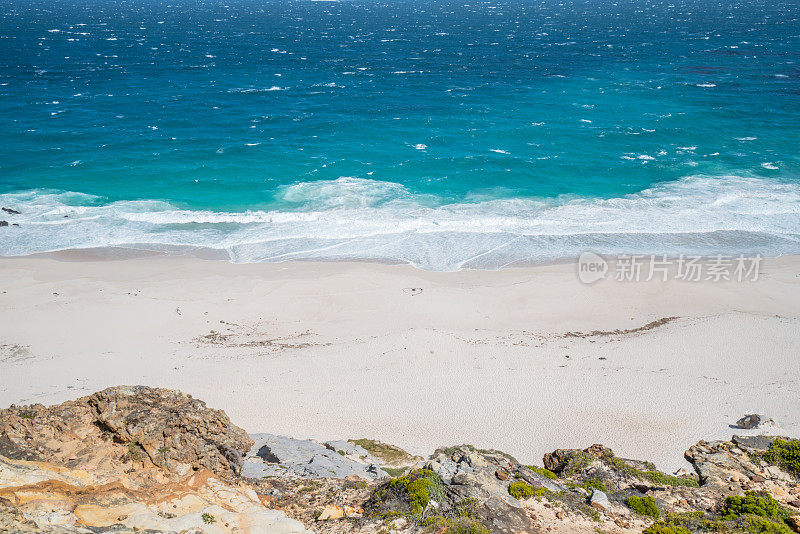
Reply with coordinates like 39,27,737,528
732,435,775,452
426,457,461,485
242,433,388,480
589,489,611,513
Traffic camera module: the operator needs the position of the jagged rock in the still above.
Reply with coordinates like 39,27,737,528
243,433,387,479
0,221,7,227
418,446,544,532
1,207,20,214
89,385,253,476
543,443,610,476
732,434,775,451
684,438,766,491
0,385,253,478
734,414,773,429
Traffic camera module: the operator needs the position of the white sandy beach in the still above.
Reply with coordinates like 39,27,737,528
1,252,798,472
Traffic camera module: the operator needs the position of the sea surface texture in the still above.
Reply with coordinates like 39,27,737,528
1,0,799,270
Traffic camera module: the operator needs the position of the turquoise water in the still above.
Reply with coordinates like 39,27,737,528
1,0,799,269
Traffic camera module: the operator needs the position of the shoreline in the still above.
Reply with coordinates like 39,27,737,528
1,253,798,472
4,244,784,272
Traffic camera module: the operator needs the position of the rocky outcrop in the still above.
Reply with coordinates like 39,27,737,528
0,387,305,533
2,386,799,534
0,385,253,478
685,435,799,496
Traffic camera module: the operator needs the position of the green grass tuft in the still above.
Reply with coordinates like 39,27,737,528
527,465,558,480
625,495,660,519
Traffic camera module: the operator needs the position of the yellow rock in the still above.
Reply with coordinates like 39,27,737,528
317,505,345,520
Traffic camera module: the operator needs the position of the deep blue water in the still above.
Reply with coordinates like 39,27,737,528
1,0,799,269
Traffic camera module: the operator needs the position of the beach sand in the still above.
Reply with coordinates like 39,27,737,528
1,252,798,472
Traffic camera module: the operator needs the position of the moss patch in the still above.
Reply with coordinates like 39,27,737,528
349,439,416,466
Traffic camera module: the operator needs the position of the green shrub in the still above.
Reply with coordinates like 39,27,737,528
721,492,791,522
764,439,800,477
660,511,727,532
508,481,536,499
443,517,490,534
562,451,596,477
738,515,794,534
370,468,445,517
626,495,660,519
127,441,145,461
642,523,692,534
201,512,215,524
421,515,490,534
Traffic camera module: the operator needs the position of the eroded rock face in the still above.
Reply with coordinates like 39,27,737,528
0,455,309,534
0,386,306,534
0,385,253,478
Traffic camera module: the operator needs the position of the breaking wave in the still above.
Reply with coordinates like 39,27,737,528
1,175,799,271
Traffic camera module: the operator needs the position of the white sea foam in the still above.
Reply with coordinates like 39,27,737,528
1,175,799,271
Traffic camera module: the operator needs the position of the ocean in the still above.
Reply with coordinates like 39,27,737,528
1,0,799,270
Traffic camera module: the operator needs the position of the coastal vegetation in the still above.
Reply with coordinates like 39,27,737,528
764,439,800,478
